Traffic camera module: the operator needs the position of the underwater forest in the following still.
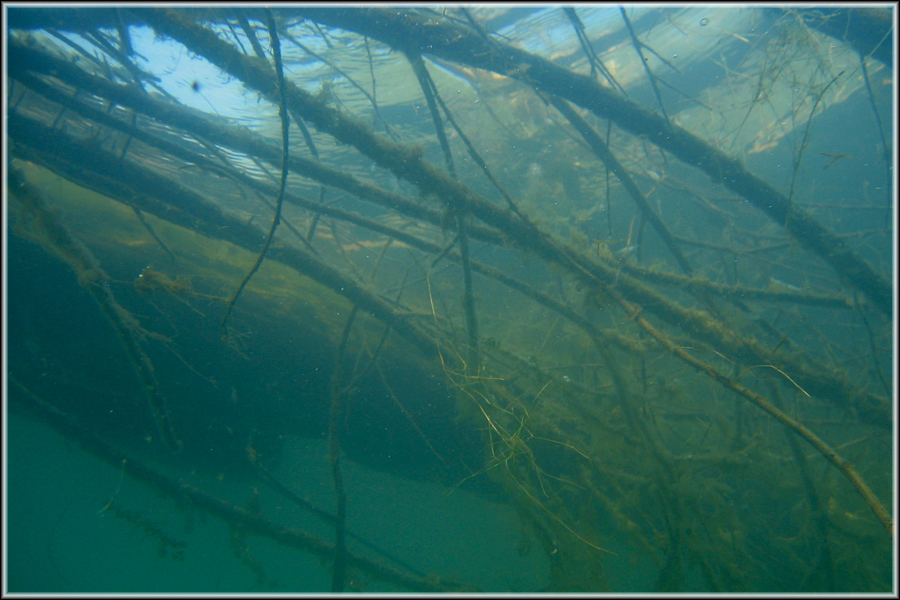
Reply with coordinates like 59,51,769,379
4,5,896,593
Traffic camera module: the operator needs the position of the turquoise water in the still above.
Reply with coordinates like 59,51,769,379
7,414,551,593
5,5,894,593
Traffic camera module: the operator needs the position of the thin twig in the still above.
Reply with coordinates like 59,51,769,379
221,10,290,331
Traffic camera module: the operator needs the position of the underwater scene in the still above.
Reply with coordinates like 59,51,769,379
4,5,896,594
